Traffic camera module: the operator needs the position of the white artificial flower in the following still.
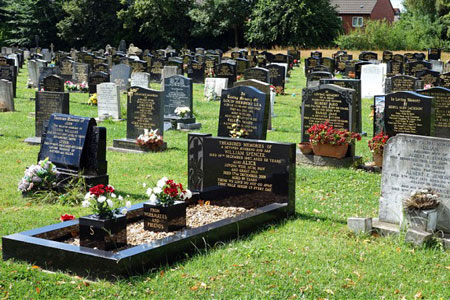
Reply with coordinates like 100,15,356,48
184,189,192,199
111,193,117,198
157,177,168,188
126,201,131,208
84,192,92,200
153,187,162,194
98,196,106,203
82,200,90,207
146,188,153,196
118,195,124,201
149,194,157,204
106,199,113,208
120,208,128,215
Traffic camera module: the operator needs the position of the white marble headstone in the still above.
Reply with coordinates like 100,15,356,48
380,134,450,232
97,82,121,120
361,64,385,98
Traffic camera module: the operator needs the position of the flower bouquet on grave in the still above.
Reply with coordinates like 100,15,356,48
18,158,59,196
368,132,389,167
229,116,248,139
144,177,192,232
174,106,191,119
136,129,164,151
403,188,440,232
308,121,361,159
206,67,215,78
65,81,78,92
88,93,98,106
79,81,89,93
80,184,131,250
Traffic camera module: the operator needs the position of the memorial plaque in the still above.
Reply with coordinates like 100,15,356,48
405,60,432,76
428,48,441,61
267,64,286,94
416,69,440,87
163,75,193,118
306,71,333,88
417,87,450,138
385,75,424,93
319,79,362,133
379,134,450,232
126,87,164,139
88,71,110,94
130,72,150,89
35,91,70,137
384,91,434,137
188,60,205,83
243,67,269,83
216,62,236,88
301,84,357,156
440,72,450,89
38,113,107,182
111,64,131,92
373,95,386,136
97,82,121,120
218,85,269,140
188,134,295,214
43,75,64,92
72,62,89,84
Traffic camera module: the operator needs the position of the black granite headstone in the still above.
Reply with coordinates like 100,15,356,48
216,62,236,88
404,60,432,76
416,69,440,87
43,75,64,92
150,59,164,82
35,91,69,137
385,75,424,93
163,75,193,119
387,60,404,77
218,85,269,140
382,51,393,63
235,58,249,76
428,48,441,61
359,51,378,61
243,67,269,83
417,87,450,138
320,57,335,74
188,60,205,83
306,71,333,87
267,64,286,94
440,72,450,89
384,91,435,137
88,71,110,94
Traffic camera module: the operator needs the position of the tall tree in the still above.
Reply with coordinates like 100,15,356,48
245,0,341,48
118,0,192,49
189,0,255,48
57,0,125,50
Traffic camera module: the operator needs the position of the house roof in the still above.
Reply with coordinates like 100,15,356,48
330,0,378,14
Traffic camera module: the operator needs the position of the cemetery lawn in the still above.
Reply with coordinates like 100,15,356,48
0,66,448,299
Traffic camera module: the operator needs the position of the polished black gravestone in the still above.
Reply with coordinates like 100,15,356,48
306,71,333,88
404,60,432,76
216,62,236,88
416,69,440,87
387,60,404,77
235,58,249,75
25,91,70,145
218,85,269,140
88,71,110,95
320,57,335,74
243,67,269,83
382,50,393,63
301,84,357,157
428,48,441,61
267,64,286,94
188,60,205,84
43,74,64,92
440,72,450,89
384,91,435,137
385,75,424,93
320,79,363,134
111,87,166,152
38,113,108,186
359,51,378,61
417,87,450,138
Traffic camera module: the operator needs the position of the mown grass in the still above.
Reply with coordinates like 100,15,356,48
0,63,448,299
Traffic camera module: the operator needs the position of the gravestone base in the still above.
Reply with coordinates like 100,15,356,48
296,149,362,168
165,117,202,131
24,136,41,145
109,138,167,153
372,218,400,236
56,170,109,189
177,122,202,131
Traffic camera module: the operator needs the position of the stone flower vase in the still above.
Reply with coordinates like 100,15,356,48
373,152,383,167
312,143,348,159
143,201,187,232
405,209,438,232
298,142,313,155
79,214,127,250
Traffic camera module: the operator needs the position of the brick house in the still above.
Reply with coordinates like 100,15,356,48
330,0,396,33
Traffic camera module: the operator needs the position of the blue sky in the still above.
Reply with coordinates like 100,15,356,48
391,0,404,9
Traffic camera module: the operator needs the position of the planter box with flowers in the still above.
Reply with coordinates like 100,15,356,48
143,177,192,232
80,184,131,250
403,188,440,232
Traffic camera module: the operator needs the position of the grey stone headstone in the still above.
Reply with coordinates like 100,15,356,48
28,60,38,87
431,60,444,74
0,79,14,112
163,75,193,118
24,51,31,60
380,134,450,233
161,66,178,82
130,72,150,89
111,64,131,92
97,82,121,120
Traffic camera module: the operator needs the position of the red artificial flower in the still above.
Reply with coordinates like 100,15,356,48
104,185,115,193
60,214,75,222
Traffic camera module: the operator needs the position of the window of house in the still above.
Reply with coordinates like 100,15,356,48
352,17,363,27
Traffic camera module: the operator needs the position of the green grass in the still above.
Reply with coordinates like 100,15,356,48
0,64,448,299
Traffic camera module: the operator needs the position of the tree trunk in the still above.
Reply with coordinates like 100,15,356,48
233,24,239,48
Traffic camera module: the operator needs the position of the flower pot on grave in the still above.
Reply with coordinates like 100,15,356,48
312,143,349,159
405,209,438,232
298,142,313,155
79,214,127,250
373,152,383,167
143,201,187,232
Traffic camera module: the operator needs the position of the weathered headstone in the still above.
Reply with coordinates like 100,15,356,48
161,66,179,82
204,78,228,101
0,79,14,112
97,82,121,120
72,62,89,84
384,91,434,137
130,72,150,89
110,64,131,92
379,134,450,233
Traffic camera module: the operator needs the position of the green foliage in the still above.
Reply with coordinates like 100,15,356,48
57,0,125,49
245,0,341,48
